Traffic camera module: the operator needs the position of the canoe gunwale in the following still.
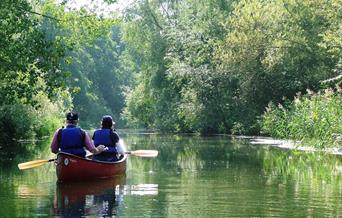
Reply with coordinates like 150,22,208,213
56,151,127,164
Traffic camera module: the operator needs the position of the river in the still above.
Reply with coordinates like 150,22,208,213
0,132,341,217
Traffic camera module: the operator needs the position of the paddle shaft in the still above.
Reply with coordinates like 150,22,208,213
18,158,55,170
18,149,158,170
125,150,158,157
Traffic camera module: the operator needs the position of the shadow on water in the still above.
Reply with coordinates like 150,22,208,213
0,137,53,169
52,176,159,217
52,176,126,217
0,140,30,166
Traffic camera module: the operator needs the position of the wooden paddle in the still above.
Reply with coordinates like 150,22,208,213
18,149,159,170
18,158,55,170
125,150,159,157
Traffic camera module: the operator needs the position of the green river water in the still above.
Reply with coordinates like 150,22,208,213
0,132,341,217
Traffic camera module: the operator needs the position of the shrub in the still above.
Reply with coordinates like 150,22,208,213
261,87,342,148
0,91,69,154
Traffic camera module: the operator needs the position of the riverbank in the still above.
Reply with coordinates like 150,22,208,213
260,88,341,151
247,137,342,156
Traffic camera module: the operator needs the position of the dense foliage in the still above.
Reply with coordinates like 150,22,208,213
122,0,236,133
0,0,341,153
39,0,130,127
0,0,69,150
61,27,133,127
261,88,342,148
0,0,121,155
122,0,342,136
0,0,65,104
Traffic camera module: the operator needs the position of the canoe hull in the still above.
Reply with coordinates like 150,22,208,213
56,152,127,182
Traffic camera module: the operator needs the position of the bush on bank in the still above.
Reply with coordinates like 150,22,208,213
261,87,342,148
0,91,70,153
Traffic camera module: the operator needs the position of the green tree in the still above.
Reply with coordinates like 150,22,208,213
62,27,132,127
122,0,236,133
0,0,70,156
0,0,65,105
216,0,342,133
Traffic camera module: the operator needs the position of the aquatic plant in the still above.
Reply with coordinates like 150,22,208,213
261,87,342,148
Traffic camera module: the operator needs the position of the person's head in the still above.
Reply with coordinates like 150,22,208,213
101,115,115,129
66,112,79,125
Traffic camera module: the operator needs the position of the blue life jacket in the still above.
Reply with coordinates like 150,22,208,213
58,125,86,157
93,129,117,155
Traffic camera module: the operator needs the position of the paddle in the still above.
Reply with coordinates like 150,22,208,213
18,158,55,170
125,150,159,157
18,149,159,170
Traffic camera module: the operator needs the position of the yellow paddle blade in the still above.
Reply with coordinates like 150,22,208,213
18,159,52,170
128,150,159,157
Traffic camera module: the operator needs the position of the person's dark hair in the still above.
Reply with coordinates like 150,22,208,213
66,112,78,125
101,115,115,129
66,112,78,121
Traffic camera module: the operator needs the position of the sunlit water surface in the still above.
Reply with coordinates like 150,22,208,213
0,133,341,217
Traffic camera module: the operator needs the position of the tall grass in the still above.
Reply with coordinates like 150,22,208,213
261,87,342,148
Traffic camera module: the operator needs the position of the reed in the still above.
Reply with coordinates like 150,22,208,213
261,87,342,148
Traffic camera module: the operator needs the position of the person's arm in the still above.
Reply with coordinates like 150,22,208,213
107,130,120,154
84,133,107,155
110,130,120,144
116,140,126,155
50,130,60,154
112,131,126,155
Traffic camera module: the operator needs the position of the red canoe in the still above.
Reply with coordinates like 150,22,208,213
55,152,127,182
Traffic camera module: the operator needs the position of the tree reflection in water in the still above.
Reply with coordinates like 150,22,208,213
262,148,342,183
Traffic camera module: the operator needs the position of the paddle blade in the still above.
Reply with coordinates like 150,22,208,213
128,150,159,157
18,159,50,170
